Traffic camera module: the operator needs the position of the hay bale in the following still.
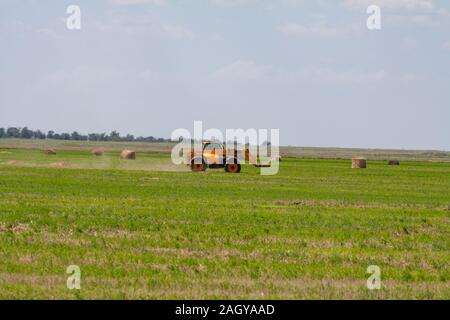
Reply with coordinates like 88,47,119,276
388,160,400,166
352,157,366,169
44,148,56,155
92,149,104,156
120,150,136,160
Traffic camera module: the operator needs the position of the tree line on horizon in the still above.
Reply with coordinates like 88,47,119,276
0,127,172,142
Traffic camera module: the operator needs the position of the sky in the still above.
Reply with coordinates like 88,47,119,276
0,0,449,149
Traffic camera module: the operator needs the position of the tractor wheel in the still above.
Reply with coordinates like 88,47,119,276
225,163,241,173
191,157,207,172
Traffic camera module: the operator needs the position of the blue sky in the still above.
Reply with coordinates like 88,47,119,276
0,0,449,149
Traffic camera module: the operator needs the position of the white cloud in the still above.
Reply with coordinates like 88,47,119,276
0,20,63,40
160,23,194,40
342,0,434,10
96,18,147,33
392,7,448,27
213,60,388,84
139,69,184,82
278,23,339,37
36,66,125,96
36,66,187,98
213,60,275,80
96,17,194,39
298,67,387,84
277,22,362,37
109,0,167,5
210,0,259,6
385,14,437,27
35,28,62,40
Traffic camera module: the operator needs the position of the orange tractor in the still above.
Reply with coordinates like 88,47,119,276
188,141,251,173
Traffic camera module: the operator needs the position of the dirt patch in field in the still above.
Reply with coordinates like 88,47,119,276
49,162,70,168
141,247,263,261
0,223,30,234
86,229,134,238
27,232,89,247
121,163,189,172
0,272,63,287
274,199,396,209
6,160,25,165
273,199,442,210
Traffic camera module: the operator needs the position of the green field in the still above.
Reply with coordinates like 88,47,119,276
0,146,449,299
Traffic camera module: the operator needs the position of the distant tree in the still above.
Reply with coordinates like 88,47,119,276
6,127,20,138
109,131,120,141
71,131,81,140
0,126,170,142
20,127,32,139
35,130,46,139
60,133,71,140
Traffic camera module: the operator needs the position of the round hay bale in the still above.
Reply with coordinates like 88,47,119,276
92,149,104,156
120,150,136,160
352,157,366,169
388,160,400,166
44,148,56,155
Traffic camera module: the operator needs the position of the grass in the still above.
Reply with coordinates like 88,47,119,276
0,146,449,299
